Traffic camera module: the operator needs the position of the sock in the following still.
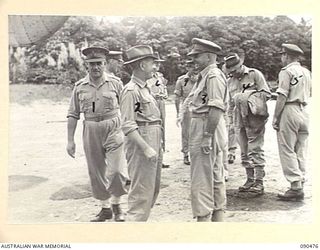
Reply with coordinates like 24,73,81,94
110,195,121,205
100,199,110,208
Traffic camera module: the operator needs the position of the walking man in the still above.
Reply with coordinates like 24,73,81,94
66,46,128,222
187,38,228,222
273,43,311,201
225,53,271,195
120,45,162,221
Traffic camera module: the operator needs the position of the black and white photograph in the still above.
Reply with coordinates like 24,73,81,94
7,14,313,225
1,0,319,244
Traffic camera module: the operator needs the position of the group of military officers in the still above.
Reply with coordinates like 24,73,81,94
66,37,311,222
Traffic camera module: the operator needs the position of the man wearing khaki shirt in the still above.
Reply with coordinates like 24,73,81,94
174,59,198,165
187,38,228,222
225,53,270,195
273,43,311,201
66,46,128,222
120,45,162,221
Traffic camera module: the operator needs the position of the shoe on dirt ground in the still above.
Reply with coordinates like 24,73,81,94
238,178,255,192
90,207,113,222
277,189,304,202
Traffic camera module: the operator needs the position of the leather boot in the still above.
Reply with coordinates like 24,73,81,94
90,207,113,222
248,180,264,195
184,155,191,165
239,168,255,192
111,204,125,222
277,189,304,201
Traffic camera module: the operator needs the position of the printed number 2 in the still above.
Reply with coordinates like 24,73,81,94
201,94,207,104
134,102,142,113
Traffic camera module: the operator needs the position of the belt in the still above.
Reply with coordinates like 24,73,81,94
136,120,162,126
191,112,208,118
85,112,118,122
285,102,307,110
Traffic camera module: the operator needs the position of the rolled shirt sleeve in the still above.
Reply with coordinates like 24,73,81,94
254,70,271,94
206,73,226,111
67,86,80,120
276,70,291,97
120,89,139,136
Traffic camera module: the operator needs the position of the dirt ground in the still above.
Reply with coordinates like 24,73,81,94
8,85,313,224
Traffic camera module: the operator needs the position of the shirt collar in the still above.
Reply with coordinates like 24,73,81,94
132,75,147,88
82,72,109,87
282,61,301,70
199,64,217,78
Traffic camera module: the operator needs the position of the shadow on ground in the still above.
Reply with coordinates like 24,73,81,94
226,189,306,211
9,175,48,192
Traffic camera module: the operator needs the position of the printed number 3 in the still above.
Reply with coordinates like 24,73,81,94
201,94,207,104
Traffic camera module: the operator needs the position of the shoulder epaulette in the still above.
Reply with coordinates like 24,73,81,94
74,78,84,86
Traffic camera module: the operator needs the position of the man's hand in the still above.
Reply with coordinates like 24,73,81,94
176,113,183,127
67,141,76,158
143,146,158,163
201,135,212,155
272,117,280,131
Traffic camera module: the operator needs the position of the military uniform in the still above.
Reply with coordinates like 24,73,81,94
226,53,270,193
187,38,228,221
174,72,197,161
120,45,162,221
67,72,128,201
147,71,168,151
120,76,162,221
274,44,311,201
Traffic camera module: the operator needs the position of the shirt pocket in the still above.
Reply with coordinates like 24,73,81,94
102,92,115,111
78,92,94,112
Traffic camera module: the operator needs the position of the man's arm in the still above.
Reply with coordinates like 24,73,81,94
67,117,78,158
175,95,181,115
272,93,286,131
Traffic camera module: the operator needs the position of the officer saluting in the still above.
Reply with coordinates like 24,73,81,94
273,43,312,201
120,45,162,221
66,45,128,222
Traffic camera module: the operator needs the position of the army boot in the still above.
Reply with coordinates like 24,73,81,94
196,213,211,222
112,204,125,222
90,207,113,222
239,168,255,192
249,180,264,195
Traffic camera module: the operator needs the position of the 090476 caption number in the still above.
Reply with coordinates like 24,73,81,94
300,244,319,248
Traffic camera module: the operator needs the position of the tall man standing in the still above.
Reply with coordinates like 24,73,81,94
66,46,128,222
225,53,270,195
120,45,162,221
174,59,198,165
273,44,311,201
187,38,228,222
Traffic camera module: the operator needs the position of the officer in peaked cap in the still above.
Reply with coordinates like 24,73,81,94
181,37,227,222
174,58,198,165
273,43,311,201
82,46,109,62
279,43,304,56
67,45,128,222
147,52,170,168
106,50,124,82
187,38,222,56
119,45,162,221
